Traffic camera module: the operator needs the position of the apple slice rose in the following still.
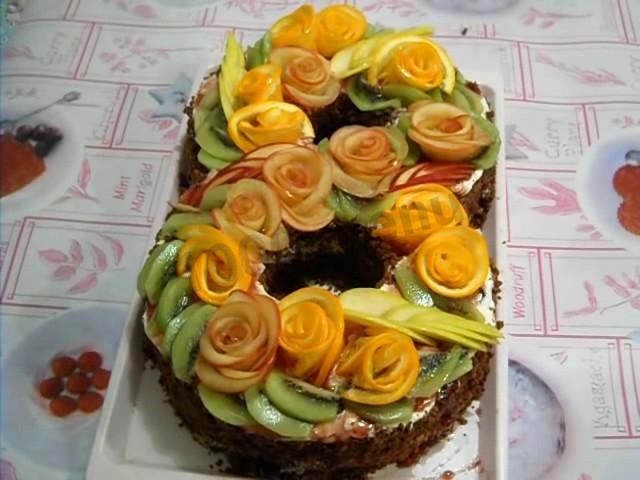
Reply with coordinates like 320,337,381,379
408,102,492,162
178,144,295,207
328,125,406,198
263,145,335,231
269,47,341,109
196,291,280,394
213,178,290,252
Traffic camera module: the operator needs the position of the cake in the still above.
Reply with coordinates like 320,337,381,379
136,5,503,479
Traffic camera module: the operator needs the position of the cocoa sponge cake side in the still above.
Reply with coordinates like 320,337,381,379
135,4,503,479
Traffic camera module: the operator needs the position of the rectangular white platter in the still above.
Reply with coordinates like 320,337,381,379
87,65,509,480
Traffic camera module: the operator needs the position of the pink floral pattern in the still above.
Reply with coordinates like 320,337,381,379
518,180,602,240
103,0,157,18
223,0,299,19
536,53,626,86
612,115,640,129
3,45,36,61
360,0,424,18
564,266,640,317
98,36,200,74
38,235,125,295
54,158,98,204
509,129,539,153
522,8,591,29
138,110,180,142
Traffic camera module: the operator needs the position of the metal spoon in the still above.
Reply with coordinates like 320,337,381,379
0,91,81,134
625,150,640,164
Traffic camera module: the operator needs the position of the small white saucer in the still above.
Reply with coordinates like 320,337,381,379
576,128,640,254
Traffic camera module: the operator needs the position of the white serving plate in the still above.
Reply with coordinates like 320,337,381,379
0,99,84,221
576,126,640,254
87,67,508,480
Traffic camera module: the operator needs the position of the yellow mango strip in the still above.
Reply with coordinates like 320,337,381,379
278,287,345,386
415,225,489,298
235,64,283,105
228,101,314,153
271,5,317,51
337,331,419,405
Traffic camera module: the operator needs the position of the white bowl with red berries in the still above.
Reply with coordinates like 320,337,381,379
577,128,640,253
1,305,125,472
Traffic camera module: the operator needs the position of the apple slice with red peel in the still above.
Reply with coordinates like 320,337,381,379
389,162,475,192
180,144,300,207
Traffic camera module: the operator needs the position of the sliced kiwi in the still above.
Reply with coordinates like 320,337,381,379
137,244,165,298
264,370,339,423
355,192,399,226
171,304,216,383
448,350,474,383
455,82,484,115
198,384,256,427
444,88,471,111
244,386,313,439
199,184,230,211
411,346,463,398
394,261,435,307
346,399,413,425
326,189,360,222
144,240,184,305
162,303,203,356
429,288,486,323
159,213,214,239
156,277,193,332
394,261,485,322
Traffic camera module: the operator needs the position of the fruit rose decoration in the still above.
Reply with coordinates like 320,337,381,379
235,64,283,105
270,5,317,51
278,287,345,386
196,291,280,393
337,331,420,405
374,184,469,252
415,225,489,298
262,145,334,231
269,47,341,109
176,225,252,305
228,101,315,153
315,5,367,58
328,126,407,198
367,35,456,94
408,102,492,162
213,179,289,252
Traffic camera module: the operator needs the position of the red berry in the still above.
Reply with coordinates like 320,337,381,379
66,372,90,394
78,391,104,413
51,356,76,378
77,351,103,373
618,200,640,235
613,164,640,198
50,396,77,417
38,377,63,399
91,368,111,390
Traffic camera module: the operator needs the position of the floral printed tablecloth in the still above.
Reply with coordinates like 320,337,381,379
1,1,639,479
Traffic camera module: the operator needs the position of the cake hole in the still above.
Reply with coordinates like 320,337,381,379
261,222,396,299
